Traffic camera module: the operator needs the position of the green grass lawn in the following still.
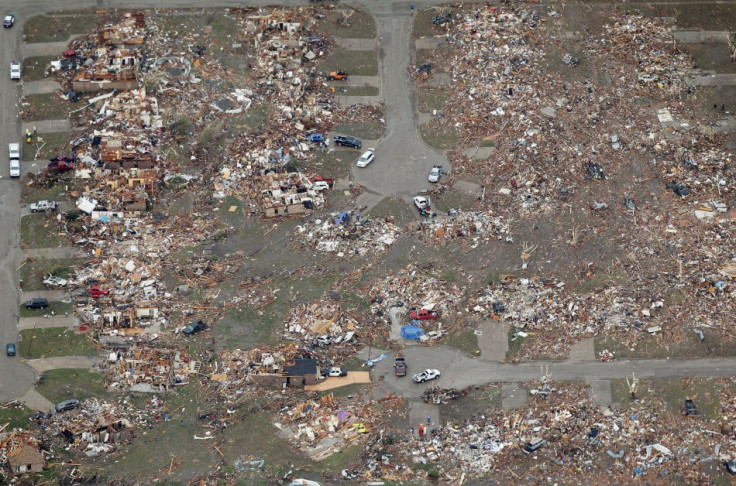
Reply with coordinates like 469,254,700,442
323,50,378,76
20,93,73,122
420,123,459,150
23,13,96,43
22,56,57,82
19,327,98,359
444,329,480,356
0,403,38,430
25,132,75,161
610,377,722,420
20,258,82,291
36,369,110,404
19,301,73,318
317,10,376,39
332,120,385,140
417,87,450,112
20,215,68,249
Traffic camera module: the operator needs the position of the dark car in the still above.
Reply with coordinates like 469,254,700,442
395,357,407,377
432,14,452,26
182,320,206,335
55,399,80,412
6,343,16,356
25,298,49,310
683,399,698,416
333,135,362,149
3,15,15,28
725,460,736,475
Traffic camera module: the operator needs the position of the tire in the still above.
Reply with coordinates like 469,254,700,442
31,209,37,213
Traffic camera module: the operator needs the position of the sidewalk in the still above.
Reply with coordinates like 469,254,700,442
19,316,79,331
24,247,86,259
27,356,98,373
21,120,70,134
18,388,54,413
20,36,82,58
23,79,59,96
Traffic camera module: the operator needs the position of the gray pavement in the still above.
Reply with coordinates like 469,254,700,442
18,388,54,412
19,316,79,331
21,119,71,133
24,247,86,259
22,79,59,95
27,356,98,373
476,320,509,362
20,36,81,58
351,9,449,196
18,289,69,301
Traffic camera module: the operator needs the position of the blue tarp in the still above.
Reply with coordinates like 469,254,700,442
334,211,350,224
306,133,324,143
400,324,425,340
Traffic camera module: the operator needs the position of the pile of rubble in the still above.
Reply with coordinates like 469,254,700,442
416,210,511,248
393,380,736,483
295,212,401,256
368,263,464,326
284,301,361,343
273,394,372,460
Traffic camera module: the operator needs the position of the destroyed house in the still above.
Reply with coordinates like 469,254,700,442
7,445,45,475
282,358,318,387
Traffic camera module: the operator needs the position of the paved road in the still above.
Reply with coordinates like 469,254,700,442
350,8,449,196
366,345,736,401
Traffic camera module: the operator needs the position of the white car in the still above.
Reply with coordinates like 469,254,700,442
428,165,442,183
43,274,68,287
30,200,58,212
412,369,441,383
413,196,430,211
9,143,20,178
10,60,20,80
356,149,375,168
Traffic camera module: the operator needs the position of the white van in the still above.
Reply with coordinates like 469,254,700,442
9,143,19,178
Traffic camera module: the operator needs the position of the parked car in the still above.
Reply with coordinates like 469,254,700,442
3,14,15,28
315,335,334,346
305,133,324,143
24,298,48,310
428,165,442,183
432,14,452,26
683,399,698,416
42,274,68,287
395,357,407,377
412,369,440,383
182,320,206,335
322,367,348,377
30,200,59,212
47,159,75,172
411,309,439,320
413,196,430,211
10,60,20,80
333,135,362,149
327,70,348,81
9,142,20,178
88,285,110,297
725,460,736,475
6,343,16,356
523,437,546,453
356,149,375,168
55,399,80,413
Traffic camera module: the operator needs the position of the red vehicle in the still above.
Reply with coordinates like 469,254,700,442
410,309,439,320
88,285,110,297
62,49,76,59
47,160,75,172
